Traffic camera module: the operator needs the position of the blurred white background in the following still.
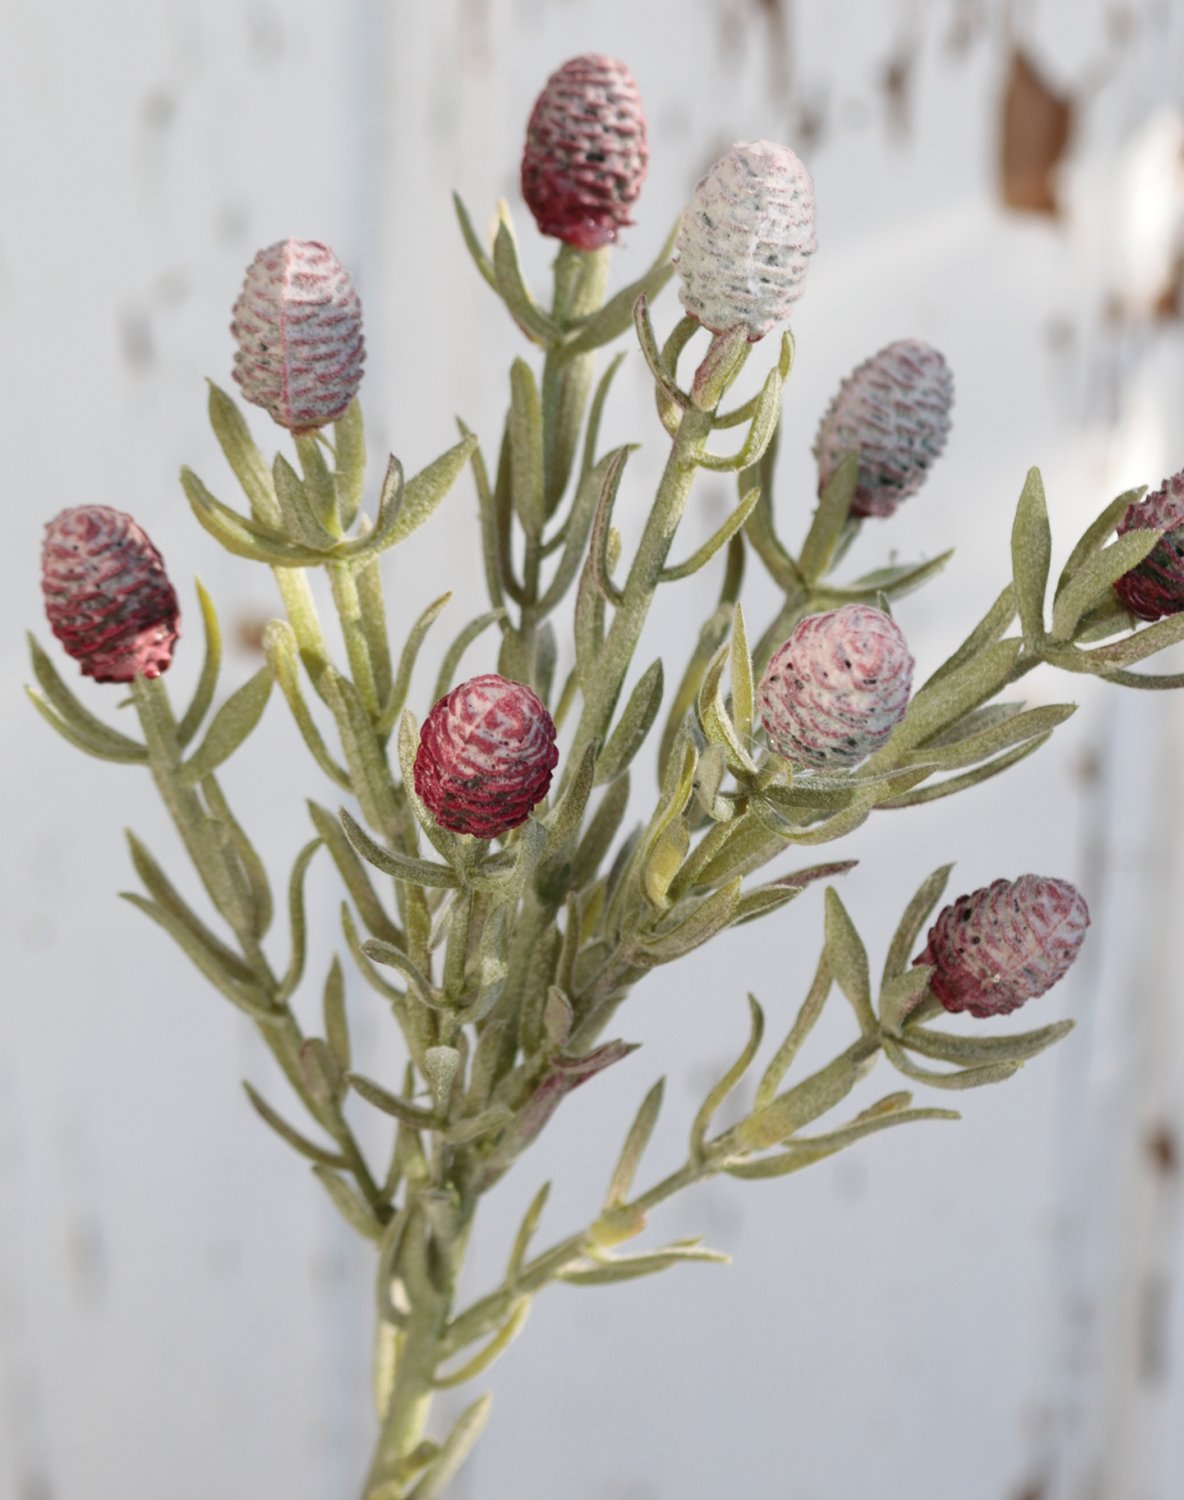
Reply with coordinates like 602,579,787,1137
4,1,1184,1497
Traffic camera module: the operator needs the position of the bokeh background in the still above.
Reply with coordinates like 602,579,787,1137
4,2,1184,1497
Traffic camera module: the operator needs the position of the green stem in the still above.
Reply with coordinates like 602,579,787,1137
132,674,385,1217
571,406,714,762
329,562,381,719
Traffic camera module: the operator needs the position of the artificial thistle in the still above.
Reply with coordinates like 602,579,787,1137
26,50,1184,1500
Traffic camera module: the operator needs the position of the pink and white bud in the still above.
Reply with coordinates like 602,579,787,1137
814,340,954,519
42,506,180,683
520,55,648,251
675,140,817,341
1113,470,1184,621
915,874,1090,1018
231,239,365,433
414,674,559,839
757,604,913,768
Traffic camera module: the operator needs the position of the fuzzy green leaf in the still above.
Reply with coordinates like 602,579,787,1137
799,451,859,583
1050,530,1160,643
690,995,764,1165
179,667,273,786
597,660,664,785
311,1165,383,1242
242,1083,345,1168
493,211,560,344
1011,467,1051,646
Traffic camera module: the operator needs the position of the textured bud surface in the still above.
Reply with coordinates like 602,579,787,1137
676,140,817,340
231,239,365,433
521,55,648,250
916,875,1090,1018
42,506,179,682
814,340,954,518
757,604,913,768
1113,470,1184,621
414,674,559,838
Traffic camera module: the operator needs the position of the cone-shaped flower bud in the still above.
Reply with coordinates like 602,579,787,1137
915,874,1090,1018
42,506,180,683
814,340,954,519
520,55,648,251
231,239,365,433
757,604,913,768
1113,470,1184,621
414,674,559,838
676,140,817,340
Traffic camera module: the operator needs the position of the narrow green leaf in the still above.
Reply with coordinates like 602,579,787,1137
345,1071,441,1129
799,450,859,583
879,733,1051,808
323,956,351,1075
824,888,875,1034
406,1394,492,1500
563,222,678,357
27,635,147,760
264,622,352,788
633,294,691,410
509,357,545,536
179,667,273,786
882,1036,1021,1090
176,581,223,747
1070,609,1184,669
879,968,937,1033
724,1105,958,1179
659,486,762,582
361,938,436,1007
333,399,367,528
311,1165,383,1241
452,191,498,291
1054,485,1145,605
1050,530,1160,642
635,878,741,963
881,864,953,987
273,452,336,549
605,1078,666,1208
200,777,274,938
180,467,327,566
738,1038,879,1150
506,1182,551,1288
276,837,323,1001
378,591,452,738
242,1083,346,1167
125,831,252,980
900,1019,1074,1067
493,211,560,344
26,687,146,764
571,775,632,891
339,808,461,889
307,801,402,945
868,639,1021,769
433,608,506,703
689,995,764,1164
597,660,664,785
206,382,280,524
899,703,1075,774
1011,467,1051,646
558,1243,729,1285
924,584,1016,690
119,892,277,1022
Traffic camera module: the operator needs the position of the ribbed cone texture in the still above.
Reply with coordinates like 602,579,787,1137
42,506,179,682
1113,470,1184,621
916,874,1090,1018
521,55,648,250
231,239,365,433
414,674,559,839
757,604,913,768
814,339,954,518
676,140,817,340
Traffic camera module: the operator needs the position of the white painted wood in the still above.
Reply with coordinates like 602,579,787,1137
3,2,1184,1497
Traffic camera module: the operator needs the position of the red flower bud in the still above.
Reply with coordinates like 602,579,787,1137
814,340,954,519
231,239,365,433
42,506,180,683
1113,470,1184,621
414,674,559,838
676,140,817,340
915,874,1090,1018
521,55,648,251
757,604,913,768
